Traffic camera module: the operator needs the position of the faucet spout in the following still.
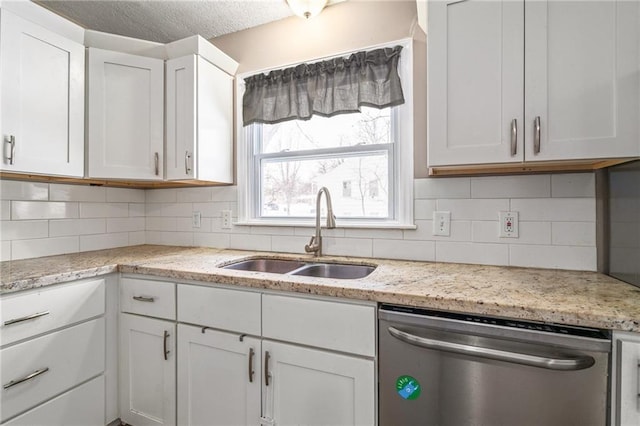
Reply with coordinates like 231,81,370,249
305,187,336,257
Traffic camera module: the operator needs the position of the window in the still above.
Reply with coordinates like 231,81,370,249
237,40,414,228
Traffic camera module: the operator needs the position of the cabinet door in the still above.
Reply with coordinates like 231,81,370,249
166,55,196,181
262,341,375,426
119,314,176,426
525,0,640,161
87,48,164,179
177,324,261,426
614,333,640,425
427,0,524,166
0,9,84,177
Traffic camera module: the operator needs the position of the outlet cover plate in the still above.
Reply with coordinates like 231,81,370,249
499,211,519,238
221,210,232,229
432,211,451,236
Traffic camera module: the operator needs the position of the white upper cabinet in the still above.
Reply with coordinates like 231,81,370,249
166,55,234,183
427,0,524,166
0,8,84,177
428,0,640,168
87,48,164,180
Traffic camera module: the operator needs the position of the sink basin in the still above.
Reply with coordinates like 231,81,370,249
291,263,376,279
222,258,306,274
222,257,376,279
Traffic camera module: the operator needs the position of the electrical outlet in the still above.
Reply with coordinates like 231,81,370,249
432,211,451,236
499,211,519,238
221,210,232,229
192,211,201,228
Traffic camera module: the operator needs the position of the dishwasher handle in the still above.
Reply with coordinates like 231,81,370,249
388,326,595,371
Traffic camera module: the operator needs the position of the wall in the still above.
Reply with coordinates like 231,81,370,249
0,180,145,260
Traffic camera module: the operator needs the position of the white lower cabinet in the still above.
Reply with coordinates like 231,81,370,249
177,324,261,425
262,340,375,426
119,313,176,426
612,331,640,426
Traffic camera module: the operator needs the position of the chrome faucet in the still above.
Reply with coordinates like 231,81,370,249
304,187,336,257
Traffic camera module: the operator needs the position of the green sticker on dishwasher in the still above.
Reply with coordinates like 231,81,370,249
396,375,421,400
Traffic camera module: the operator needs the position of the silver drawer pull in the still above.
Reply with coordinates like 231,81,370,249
154,152,160,176
3,367,50,389
6,135,15,165
4,311,50,326
185,150,192,174
133,296,155,303
533,116,541,154
510,119,517,156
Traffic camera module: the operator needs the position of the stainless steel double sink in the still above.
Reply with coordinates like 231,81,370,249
222,258,376,279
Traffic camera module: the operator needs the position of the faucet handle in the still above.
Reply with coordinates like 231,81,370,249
304,236,318,253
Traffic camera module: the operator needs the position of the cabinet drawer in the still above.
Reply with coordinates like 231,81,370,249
262,295,375,357
0,318,105,422
4,375,105,426
121,277,175,320
178,285,261,335
1,278,105,347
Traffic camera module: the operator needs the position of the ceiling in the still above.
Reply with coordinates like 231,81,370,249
35,0,298,43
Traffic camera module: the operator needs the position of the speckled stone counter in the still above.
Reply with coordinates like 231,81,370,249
2,245,639,332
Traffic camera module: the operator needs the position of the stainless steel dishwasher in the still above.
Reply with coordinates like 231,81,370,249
379,304,611,426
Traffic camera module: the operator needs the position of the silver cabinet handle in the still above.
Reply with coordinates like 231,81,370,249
388,326,595,371
533,116,541,154
4,311,50,326
132,296,155,303
163,330,170,360
185,151,191,175
510,119,517,156
264,351,271,386
5,135,15,165
3,367,49,389
248,347,255,383
154,152,160,176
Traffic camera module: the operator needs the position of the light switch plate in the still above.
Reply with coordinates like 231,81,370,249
221,210,232,229
192,211,201,228
432,211,451,236
499,211,519,238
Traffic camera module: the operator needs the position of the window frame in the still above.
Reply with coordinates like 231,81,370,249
236,38,414,229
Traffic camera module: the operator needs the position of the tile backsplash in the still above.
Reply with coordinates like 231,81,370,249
0,173,598,271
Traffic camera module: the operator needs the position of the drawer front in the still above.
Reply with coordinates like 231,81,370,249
121,277,176,320
1,318,105,422
178,284,261,335
1,278,105,347
4,375,105,426
262,294,375,357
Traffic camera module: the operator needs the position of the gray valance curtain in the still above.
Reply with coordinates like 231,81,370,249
242,45,405,126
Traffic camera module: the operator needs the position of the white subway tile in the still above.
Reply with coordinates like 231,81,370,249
145,203,163,217
106,217,145,233
551,222,596,247
471,221,551,245
129,203,146,217
160,203,193,217
145,189,177,203
471,175,550,199
211,186,238,202
50,184,105,202
146,231,194,246
404,220,471,241
107,187,145,203
414,178,470,199
436,242,509,266
0,220,48,240
510,198,595,222
177,217,213,233
194,232,230,248
212,218,247,233
250,226,295,236
80,233,130,251
1,201,10,220
373,239,435,261
1,241,10,261
437,199,509,221
271,235,310,254
344,228,403,239
323,237,373,258
509,245,597,271
146,217,177,231
50,219,106,237
79,202,129,218
414,199,436,220
12,236,79,260
12,201,78,220
129,231,146,245
176,187,213,202
294,227,345,238
551,173,595,198
229,234,271,251
0,181,48,200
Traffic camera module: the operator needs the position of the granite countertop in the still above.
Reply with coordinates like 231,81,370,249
1,245,639,332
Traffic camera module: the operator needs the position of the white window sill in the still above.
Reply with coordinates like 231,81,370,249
234,219,417,230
